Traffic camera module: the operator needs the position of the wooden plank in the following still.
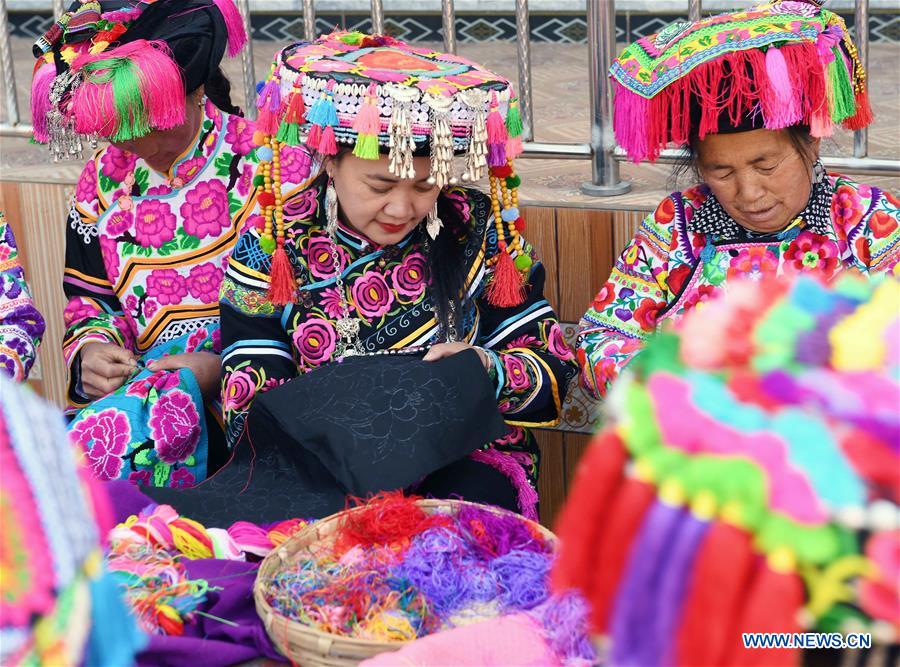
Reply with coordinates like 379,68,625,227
521,205,560,312
555,208,615,322
534,429,566,528
564,432,594,491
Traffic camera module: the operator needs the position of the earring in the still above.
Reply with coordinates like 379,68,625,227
812,159,826,184
425,202,443,240
325,178,339,237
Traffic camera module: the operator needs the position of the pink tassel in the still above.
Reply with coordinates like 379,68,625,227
71,77,118,137
613,87,653,163
762,47,801,129
319,125,338,155
506,134,523,160
255,107,280,136
352,85,381,134
305,123,322,152
486,105,508,145
30,59,55,143
212,0,248,58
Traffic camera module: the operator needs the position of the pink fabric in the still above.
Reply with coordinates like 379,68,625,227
360,614,560,667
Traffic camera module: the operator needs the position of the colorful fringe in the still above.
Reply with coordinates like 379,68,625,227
554,274,900,663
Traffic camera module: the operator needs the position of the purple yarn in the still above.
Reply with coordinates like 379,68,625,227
457,505,550,559
528,591,598,665
655,514,710,666
491,550,552,611
397,527,492,614
609,500,683,666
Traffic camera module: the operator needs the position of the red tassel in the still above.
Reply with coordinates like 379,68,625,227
552,431,628,596
723,555,804,667
267,243,296,306
584,478,656,634
842,88,874,130
674,522,756,666
486,250,526,308
255,107,281,137
284,92,306,124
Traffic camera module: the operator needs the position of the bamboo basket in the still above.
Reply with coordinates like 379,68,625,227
254,499,557,666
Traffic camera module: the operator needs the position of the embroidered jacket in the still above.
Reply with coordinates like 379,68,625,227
0,213,45,381
62,101,307,407
220,174,579,517
578,174,900,398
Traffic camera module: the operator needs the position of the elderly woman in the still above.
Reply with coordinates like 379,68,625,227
32,0,306,486
195,32,577,521
578,0,900,398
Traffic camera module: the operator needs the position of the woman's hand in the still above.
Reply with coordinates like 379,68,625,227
149,352,221,400
79,342,138,399
423,342,491,372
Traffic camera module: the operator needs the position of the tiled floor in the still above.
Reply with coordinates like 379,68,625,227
2,38,898,207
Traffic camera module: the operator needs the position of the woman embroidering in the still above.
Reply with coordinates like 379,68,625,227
30,0,307,486
210,33,578,520
577,0,899,398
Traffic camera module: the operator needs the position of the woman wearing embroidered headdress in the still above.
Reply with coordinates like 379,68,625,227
212,32,579,520
31,0,308,488
577,0,900,399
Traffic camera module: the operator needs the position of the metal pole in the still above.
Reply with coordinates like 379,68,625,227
303,0,316,41
53,0,65,20
514,0,534,142
688,0,701,23
442,0,457,54
581,0,630,196
0,0,19,127
235,0,256,120
853,0,869,158
371,0,384,35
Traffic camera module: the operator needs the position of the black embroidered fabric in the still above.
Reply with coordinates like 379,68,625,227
689,172,833,241
145,350,507,524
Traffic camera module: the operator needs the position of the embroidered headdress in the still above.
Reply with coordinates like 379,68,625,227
554,274,900,663
255,32,530,307
31,0,247,160
610,0,873,162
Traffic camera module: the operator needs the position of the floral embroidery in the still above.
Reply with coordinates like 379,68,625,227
292,318,338,367
133,199,177,247
150,390,201,464
147,269,188,305
392,252,427,299
71,408,131,480
727,246,779,280
782,231,840,275
181,179,229,239
351,270,395,320
187,262,223,302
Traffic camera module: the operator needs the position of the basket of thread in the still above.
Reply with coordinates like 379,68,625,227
253,493,557,666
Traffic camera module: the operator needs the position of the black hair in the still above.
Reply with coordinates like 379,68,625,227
204,67,241,116
670,125,817,189
427,190,478,339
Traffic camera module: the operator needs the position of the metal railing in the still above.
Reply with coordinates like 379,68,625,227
1,1,896,194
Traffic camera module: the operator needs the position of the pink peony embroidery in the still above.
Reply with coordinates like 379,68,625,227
150,389,201,464
223,369,256,412
727,246,779,280
169,467,196,489
64,298,99,327
144,299,159,319
175,156,206,184
76,159,98,202
100,146,137,182
99,234,121,280
783,231,840,276
147,269,188,306
71,408,132,480
503,354,532,391
392,252,427,299
292,318,337,367
351,270,394,320
105,210,134,236
181,179,229,239
307,233,344,279
186,262,223,302
547,323,575,361
125,371,181,399
134,199,177,248
225,114,256,155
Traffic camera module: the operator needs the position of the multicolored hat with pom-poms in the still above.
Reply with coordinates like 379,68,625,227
31,0,247,160
554,274,900,665
252,31,531,308
610,0,874,162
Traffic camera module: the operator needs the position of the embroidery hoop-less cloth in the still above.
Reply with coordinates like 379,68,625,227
144,350,507,524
